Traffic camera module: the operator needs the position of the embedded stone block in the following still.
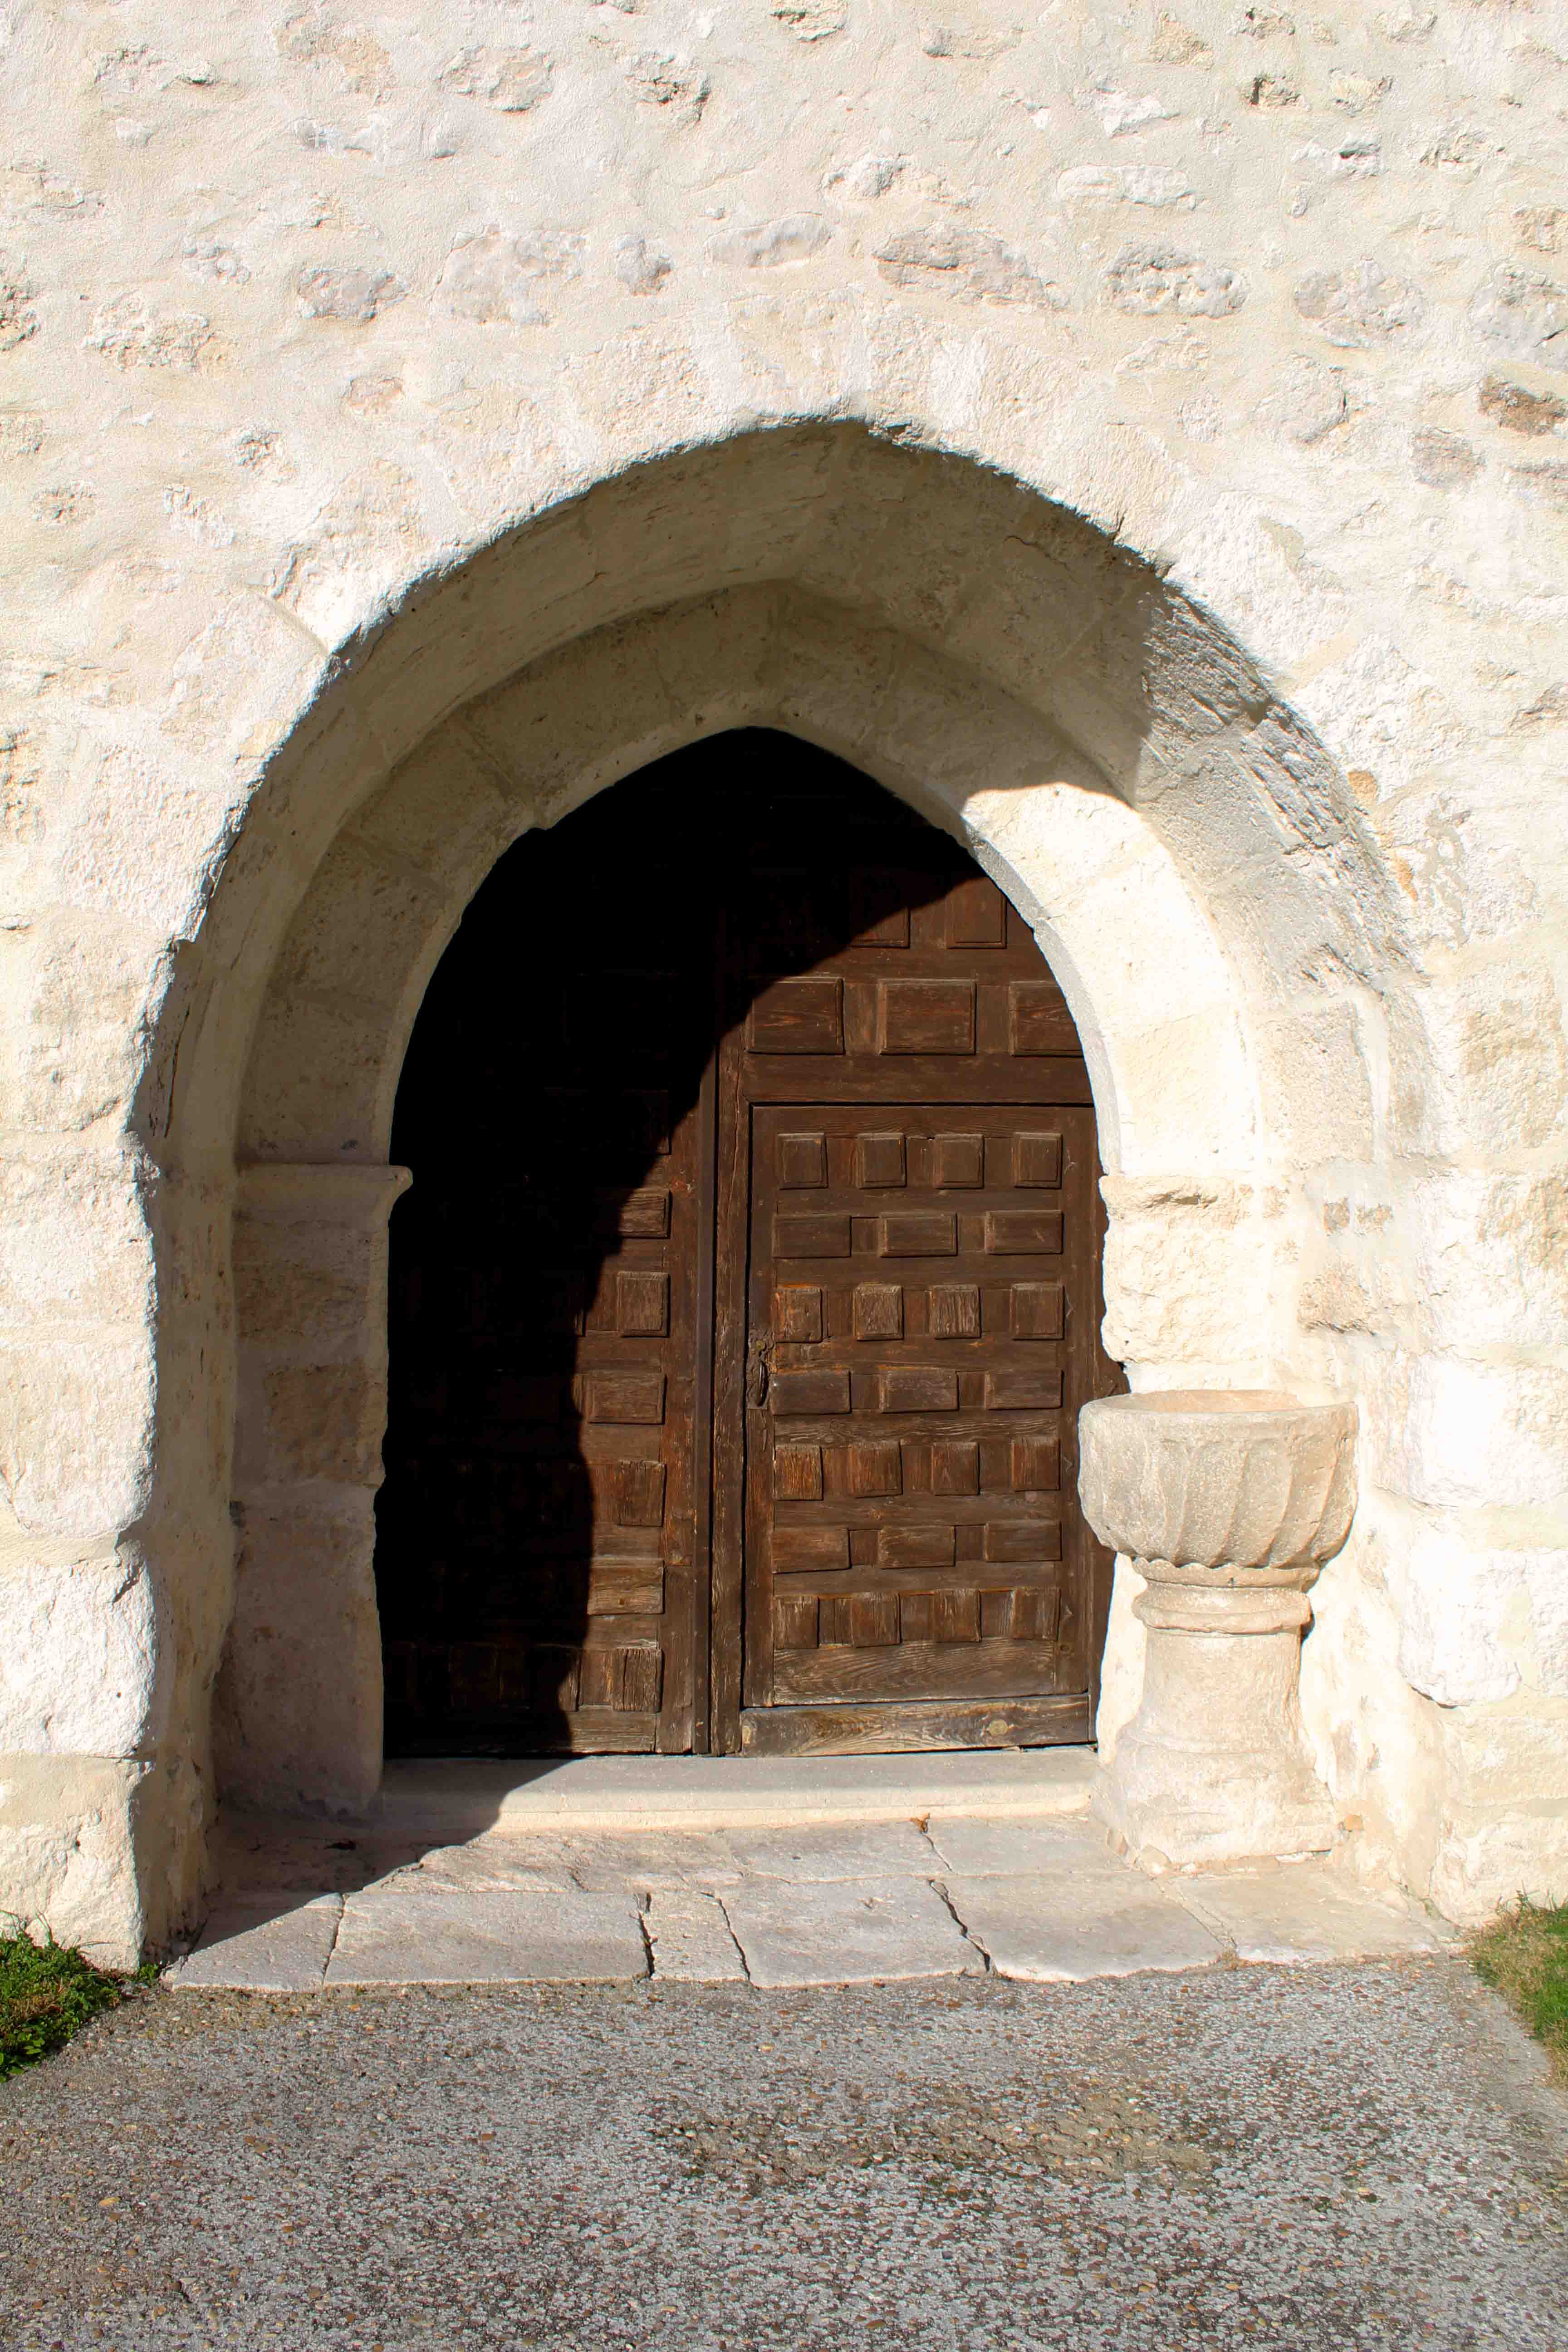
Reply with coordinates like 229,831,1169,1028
240,996,397,1161
0,1547,156,1754
0,1329,156,1537
1391,1521,1568,1710
1099,1178,1276,1368
234,1164,409,1481
261,1362,386,1486
1375,1354,1568,1517
1415,962,1567,1158
214,1494,382,1815
273,834,448,1008
1430,1707,1568,1924
351,734,519,891
0,1754,149,1969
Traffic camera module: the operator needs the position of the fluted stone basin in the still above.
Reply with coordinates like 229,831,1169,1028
1078,1391,1359,1871
1079,1390,1357,1575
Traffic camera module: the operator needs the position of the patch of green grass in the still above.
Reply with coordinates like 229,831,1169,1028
1470,1895,1568,2083
0,1926,127,2079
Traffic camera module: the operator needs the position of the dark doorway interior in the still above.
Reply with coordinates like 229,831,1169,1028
377,731,1116,1758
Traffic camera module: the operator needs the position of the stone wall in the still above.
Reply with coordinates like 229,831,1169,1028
0,0,1563,1962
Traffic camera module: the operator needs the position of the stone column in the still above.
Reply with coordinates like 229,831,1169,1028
1078,1391,1357,1871
217,1162,411,1817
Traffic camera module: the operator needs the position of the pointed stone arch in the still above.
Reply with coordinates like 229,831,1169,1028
142,426,1406,1882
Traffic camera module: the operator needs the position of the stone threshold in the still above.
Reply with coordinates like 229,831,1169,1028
375,1747,1098,1840
171,1804,1454,1995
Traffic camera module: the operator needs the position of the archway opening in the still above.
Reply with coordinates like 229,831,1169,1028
377,729,1118,1762
208,441,1350,1828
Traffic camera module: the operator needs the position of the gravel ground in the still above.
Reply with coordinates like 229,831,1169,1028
1,1957,1563,2352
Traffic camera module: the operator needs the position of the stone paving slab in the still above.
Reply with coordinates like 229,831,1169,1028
409,1839,585,1893
419,1820,938,1893
326,1878,647,1986
720,1820,938,1882
171,1893,343,1992
1174,1866,1453,1964
645,1890,748,1981
719,1874,984,1988
924,1813,1113,1877
552,1831,749,1890
947,1868,1224,1981
202,1816,425,1897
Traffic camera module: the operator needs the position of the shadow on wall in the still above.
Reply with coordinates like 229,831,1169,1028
377,729,1015,1758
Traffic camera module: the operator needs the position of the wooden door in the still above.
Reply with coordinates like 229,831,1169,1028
377,794,715,1757
738,1105,1099,1753
708,834,1115,1757
378,730,1114,1759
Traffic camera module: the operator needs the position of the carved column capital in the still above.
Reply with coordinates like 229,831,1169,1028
235,1161,412,1229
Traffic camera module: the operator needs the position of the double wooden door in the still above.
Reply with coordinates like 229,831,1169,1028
377,733,1116,1758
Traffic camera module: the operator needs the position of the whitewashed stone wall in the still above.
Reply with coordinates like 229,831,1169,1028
0,0,1563,1963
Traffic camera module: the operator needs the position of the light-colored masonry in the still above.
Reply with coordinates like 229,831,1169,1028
0,0,1564,1966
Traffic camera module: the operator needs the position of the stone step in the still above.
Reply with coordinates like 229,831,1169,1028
376,1748,1098,1841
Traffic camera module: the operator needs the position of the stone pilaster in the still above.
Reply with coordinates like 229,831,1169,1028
217,1163,411,1817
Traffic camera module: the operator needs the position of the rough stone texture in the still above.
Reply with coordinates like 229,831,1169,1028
410,1839,581,1894
0,1754,151,1962
949,1868,1225,1982
924,1814,1119,1877
217,1163,409,1815
1176,1868,1448,1967
326,1877,648,1987
718,1823,938,1882
168,1892,343,1992
0,1,1563,1961
715,1876,983,1988
644,1890,748,1983
1079,1390,1357,1572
